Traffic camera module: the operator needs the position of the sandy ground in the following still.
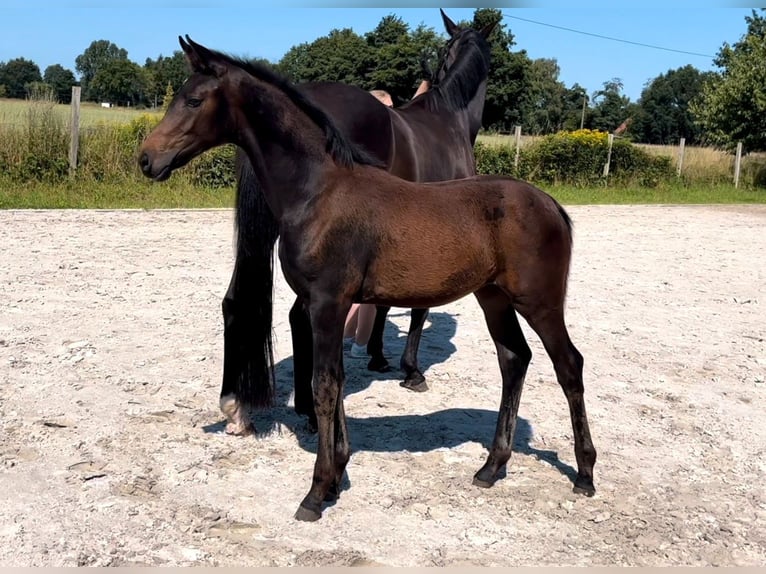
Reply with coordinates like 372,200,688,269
0,205,764,566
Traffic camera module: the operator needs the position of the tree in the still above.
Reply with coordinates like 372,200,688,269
0,57,42,98
89,59,146,106
75,40,129,101
586,78,633,133
43,64,77,103
691,9,766,150
562,84,589,131
144,51,189,108
365,16,442,103
277,28,374,88
631,65,709,145
518,58,568,134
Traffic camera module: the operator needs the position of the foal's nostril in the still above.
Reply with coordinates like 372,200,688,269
139,152,151,175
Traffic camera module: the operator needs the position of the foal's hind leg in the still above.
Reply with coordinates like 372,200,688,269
522,307,597,496
399,308,429,392
472,285,532,488
289,297,317,431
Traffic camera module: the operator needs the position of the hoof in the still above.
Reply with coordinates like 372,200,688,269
294,505,322,522
367,356,390,373
573,476,596,497
472,476,495,489
306,417,318,434
224,421,255,436
472,465,498,488
400,378,428,393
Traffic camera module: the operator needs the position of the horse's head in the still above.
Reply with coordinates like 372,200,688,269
432,9,496,85
140,36,240,181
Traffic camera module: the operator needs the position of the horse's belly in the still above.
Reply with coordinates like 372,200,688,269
364,253,492,308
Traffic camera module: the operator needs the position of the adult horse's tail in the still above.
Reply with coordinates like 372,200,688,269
220,151,279,416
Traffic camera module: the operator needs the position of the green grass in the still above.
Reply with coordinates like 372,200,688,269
0,97,158,128
544,182,765,205
1,178,762,210
0,177,234,209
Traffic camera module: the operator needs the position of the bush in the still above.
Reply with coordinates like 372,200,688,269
476,129,674,187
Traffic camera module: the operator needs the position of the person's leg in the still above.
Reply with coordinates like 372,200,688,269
350,304,376,357
344,303,360,339
355,304,376,346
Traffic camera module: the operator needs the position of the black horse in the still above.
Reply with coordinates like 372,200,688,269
219,10,496,436
140,36,597,522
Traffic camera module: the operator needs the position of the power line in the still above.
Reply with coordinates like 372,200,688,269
502,13,716,59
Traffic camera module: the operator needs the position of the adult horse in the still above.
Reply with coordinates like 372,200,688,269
140,36,597,522
220,10,496,436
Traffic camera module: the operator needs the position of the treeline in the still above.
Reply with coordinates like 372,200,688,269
1,8,765,150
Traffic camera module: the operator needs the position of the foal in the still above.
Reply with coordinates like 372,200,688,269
140,37,597,522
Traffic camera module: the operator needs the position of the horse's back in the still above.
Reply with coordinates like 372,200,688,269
299,82,394,166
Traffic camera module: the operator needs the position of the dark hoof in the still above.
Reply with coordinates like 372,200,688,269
472,465,498,488
472,476,495,489
573,476,596,497
294,505,322,522
367,356,390,373
399,379,428,393
306,417,318,434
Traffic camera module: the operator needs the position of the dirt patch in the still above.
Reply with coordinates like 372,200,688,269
0,205,764,566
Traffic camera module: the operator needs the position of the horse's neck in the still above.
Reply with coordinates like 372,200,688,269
238,88,332,221
465,79,488,144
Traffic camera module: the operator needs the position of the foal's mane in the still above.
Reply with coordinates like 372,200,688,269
203,47,382,169
422,28,492,113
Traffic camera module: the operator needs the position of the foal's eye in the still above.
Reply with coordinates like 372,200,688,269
186,98,203,108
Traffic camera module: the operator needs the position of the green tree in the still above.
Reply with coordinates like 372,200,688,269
144,51,188,108
43,64,77,103
277,28,374,87
366,16,442,103
75,40,129,101
0,57,42,98
89,59,146,106
562,84,589,131
519,58,569,134
631,65,709,145
587,78,632,133
691,9,766,150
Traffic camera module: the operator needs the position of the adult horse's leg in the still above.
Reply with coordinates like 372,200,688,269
471,285,532,487
399,308,429,392
289,296,317,431
366,304,391,372
522,307,597,496
295,298,351,522
219,154,278,435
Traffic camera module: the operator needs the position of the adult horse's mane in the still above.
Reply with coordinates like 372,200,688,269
185,38,382,170
418,28,492,113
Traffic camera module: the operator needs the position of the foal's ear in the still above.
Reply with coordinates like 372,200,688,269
440,9,461,37
178,35,228,78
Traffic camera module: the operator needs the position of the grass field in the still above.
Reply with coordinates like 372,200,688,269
0,97,158,128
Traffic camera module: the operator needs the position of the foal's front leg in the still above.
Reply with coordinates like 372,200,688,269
295,299,350,522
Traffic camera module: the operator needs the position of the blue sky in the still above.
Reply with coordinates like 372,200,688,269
0,1,761,102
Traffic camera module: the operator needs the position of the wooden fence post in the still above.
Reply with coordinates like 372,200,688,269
677,137,686,177
69,86,81,177
514,125,522,171
603,133,614,177
734,142,743,188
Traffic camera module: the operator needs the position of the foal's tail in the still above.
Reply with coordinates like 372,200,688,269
222,150,279,408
